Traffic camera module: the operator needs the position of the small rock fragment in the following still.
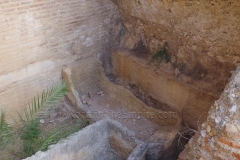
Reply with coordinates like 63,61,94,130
207,125,212,133
49,120,54,123
229,105,237,112
171,56,177,64
81,95,86,100
197,137,201,144
82,100,87,104
208,131,214,137
201,130,207,137
40,119,45,124
175,68,180,76
210,138,215,148
215,116,221,123
225,123,238,133
97,91,104,95
88,92,94,99
212,128,218,136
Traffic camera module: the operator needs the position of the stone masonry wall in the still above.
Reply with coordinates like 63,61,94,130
0,0,122,121
179,67,240,160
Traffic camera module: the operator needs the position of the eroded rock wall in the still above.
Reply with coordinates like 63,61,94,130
0,0,122,121
63,57,180,126
179,67,240,160
112,50,216,128
116,0,238,95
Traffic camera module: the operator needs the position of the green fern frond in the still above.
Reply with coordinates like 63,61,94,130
0,109,13,149
17,81,69,124
38,129,62,151
38,120,82,152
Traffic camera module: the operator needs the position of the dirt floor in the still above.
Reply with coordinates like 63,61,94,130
40,97,88,129
80,90,161,141
78,72,181,142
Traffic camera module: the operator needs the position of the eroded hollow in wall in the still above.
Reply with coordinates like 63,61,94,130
111,49,220,129
106,45,235,159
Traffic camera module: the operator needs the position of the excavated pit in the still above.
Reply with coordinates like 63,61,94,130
111,50,219,129
60,50,226,159
27,52,224,159
60,56,188,159
110,76,175,112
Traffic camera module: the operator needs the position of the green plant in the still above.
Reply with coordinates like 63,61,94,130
85,120,90,126
38,129,62,151
38,119,84,152
0,81,88,159
150,43,171,66
17,82,70,157
16,82,69,126
21,119,42,156
18,119,86,158
0,110,13,149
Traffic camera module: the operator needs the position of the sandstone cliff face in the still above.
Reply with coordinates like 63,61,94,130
179,67,240,160
0,0,122,121
116,0,239,96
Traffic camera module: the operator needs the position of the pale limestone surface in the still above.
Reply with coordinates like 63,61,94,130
112,50,217,128
62,57,180,126
24,119,147,160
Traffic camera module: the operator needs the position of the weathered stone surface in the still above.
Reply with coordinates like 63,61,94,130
179,66,240,160
63,57,181,126
146,143,165,160
109,135,137,159
112,50,217,128
127,142,147,160
145,127,180,160
0,0,122,122
24,119,146,160
115,0,238,101
225,123,239,133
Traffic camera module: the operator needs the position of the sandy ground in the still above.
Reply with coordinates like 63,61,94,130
80,89,173,141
